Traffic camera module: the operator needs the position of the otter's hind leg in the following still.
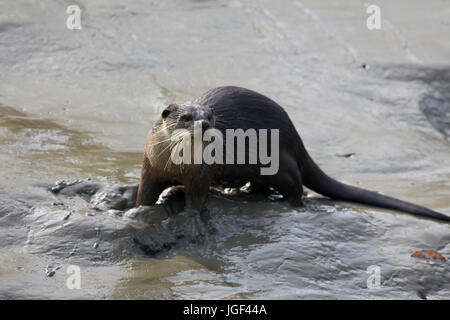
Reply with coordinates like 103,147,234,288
268,153,303,207
249,182,272,196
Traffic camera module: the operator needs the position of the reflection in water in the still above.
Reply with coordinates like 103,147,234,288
112,255,244,300
0,104,142,189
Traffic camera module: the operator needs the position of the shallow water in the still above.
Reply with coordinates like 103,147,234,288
0,0,449,299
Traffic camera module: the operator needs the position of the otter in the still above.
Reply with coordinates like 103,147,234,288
136,86,450,223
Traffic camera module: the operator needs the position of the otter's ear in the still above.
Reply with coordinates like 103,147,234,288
162,104,177,119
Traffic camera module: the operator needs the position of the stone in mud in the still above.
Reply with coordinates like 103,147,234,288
50,179,101,201
133,233,166,255
123,207,143,220
90,184,137,211
133,228,177,255
50,179,137,211
45,265,61,277
91,190,129,211
163,210,211,244
336,153,356,158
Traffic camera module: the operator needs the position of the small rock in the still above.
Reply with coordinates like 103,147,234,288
45,265,61,277
336,153,356,158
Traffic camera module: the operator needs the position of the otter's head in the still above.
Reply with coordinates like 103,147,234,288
160,103,215,134
156,103,216,171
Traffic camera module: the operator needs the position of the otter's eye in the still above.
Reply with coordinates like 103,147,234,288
162,109,171,119
180,114,193,122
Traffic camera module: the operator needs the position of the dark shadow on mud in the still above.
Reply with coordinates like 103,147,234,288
375,64,450,139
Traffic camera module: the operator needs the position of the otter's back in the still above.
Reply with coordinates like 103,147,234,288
195,86,296,136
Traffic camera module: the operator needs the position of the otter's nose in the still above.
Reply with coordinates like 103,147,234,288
195,120,210,132
200,120,211,133
201,121,210,131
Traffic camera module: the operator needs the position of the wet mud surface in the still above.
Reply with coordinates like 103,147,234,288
1,177,449,299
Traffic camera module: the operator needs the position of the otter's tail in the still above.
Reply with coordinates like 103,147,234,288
299,153,450,223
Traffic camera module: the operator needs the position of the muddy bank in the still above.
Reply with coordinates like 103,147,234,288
1,178,449,299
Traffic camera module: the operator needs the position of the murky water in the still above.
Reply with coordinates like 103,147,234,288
1,0,449,299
